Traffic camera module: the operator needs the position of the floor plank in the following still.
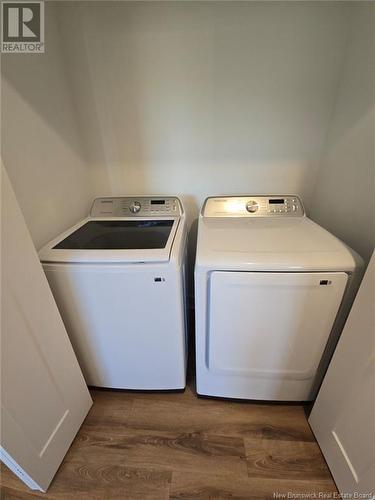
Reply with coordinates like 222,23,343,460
245,437,332,481
1,462,171,500
3,463,171,499
68,428,248,477
169,470,337,499
83,391,134,431
0,484,41,500
126,398,314,442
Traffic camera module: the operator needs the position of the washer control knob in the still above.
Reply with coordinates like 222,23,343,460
246,200,259,213
129,201,141,213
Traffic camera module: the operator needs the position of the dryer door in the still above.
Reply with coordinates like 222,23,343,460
207,271,348,400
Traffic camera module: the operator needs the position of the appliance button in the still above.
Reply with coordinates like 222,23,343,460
246,200,259,213
129,201,141,213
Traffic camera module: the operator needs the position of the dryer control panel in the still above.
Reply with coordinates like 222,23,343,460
203,196,305,217
91,197,183,217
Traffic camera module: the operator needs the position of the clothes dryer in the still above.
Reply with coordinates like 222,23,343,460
195,195,363,401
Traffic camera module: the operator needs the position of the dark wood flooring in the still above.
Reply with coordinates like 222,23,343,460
0,379,337,499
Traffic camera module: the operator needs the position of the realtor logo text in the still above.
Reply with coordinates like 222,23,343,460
1,1,44,53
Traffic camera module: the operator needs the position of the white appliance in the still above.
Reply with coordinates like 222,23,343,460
195,195,363,401
39,196,188,390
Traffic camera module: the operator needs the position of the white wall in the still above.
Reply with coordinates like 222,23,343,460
1,4,97,250
310,3,375,264
57,1,352,223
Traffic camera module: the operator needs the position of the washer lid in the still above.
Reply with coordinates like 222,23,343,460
39,217,179,264
196,217,362,272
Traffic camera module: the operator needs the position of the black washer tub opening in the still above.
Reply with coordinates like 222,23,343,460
53,220,174,250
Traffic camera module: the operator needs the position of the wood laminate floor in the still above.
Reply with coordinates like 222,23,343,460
0,379,337,499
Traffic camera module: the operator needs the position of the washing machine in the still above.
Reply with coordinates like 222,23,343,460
195,195,363,401
39,196,188,390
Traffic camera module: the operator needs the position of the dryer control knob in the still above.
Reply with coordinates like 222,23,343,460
129,201,141,213
246,200,259,213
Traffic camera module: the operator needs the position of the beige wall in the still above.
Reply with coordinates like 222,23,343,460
57,1,352,224
1,4,98,250
310,3,375,264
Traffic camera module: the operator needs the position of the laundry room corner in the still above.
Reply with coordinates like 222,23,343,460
309,2,375,268
1,2,103,251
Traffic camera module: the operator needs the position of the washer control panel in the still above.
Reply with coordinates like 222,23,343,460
91,197,183,217
203,196,304,217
